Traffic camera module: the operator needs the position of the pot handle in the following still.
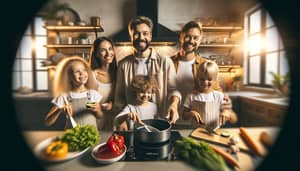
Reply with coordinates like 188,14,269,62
163,117,174,128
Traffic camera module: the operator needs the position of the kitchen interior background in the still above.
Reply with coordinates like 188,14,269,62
12,0,290,130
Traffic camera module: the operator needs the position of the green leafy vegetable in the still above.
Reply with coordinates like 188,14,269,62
58,125,100,151
175,137,229,171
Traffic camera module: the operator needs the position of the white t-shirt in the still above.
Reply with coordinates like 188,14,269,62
115,102,158,130
52,90,102,108
97,81,113,103
176,58,195,117
116,102,158,120
134,57,148,75
184,90,224,129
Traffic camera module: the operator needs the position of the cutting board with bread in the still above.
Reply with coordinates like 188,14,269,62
190,127,267,156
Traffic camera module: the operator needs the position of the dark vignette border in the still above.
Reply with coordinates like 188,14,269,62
1,0,300,170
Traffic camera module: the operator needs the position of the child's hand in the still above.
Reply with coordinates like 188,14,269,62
113,120,128,131
88,102,102,115
63,104,73,116
191,110,203,124
128,112,143,125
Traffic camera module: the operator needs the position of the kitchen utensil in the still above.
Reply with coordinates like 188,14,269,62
134,119,171,144
135,122,160,133
63,95,77,128
190,127,251,152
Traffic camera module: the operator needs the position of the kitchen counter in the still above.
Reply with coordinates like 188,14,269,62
23,127,280,171
226,91,288,106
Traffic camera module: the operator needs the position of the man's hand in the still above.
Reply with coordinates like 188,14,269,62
165,103,179,124
165,96,180,124
221,94,232,110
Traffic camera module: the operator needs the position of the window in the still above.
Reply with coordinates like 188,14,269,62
244,5,288,87
13,17,48,91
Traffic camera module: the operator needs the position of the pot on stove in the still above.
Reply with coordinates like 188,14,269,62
134,119,171,144
134,139,171,160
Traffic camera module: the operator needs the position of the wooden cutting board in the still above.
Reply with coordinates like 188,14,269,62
190,127,252,152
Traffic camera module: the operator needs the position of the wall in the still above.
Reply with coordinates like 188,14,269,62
43,0,257,36
40,0,258,89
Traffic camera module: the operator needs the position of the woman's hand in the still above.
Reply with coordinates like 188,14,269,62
102,101,113,111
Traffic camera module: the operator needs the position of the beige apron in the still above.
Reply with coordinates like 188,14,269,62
190,92,221,131
65,91,97,128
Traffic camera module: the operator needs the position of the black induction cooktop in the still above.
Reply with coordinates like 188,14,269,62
113,130,182,161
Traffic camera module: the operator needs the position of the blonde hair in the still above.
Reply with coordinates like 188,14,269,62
130,75,158,93
52,56,97,97
196,61,219,88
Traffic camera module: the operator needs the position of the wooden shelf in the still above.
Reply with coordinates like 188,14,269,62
202,26,243,32
45,44,92,48
45,25,104,32
199,44,240,48
218,65,241,72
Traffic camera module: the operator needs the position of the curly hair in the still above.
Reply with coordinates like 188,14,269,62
130,75,158,93
52,56,97,97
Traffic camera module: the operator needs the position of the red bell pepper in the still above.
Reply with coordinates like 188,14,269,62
106,133,125,155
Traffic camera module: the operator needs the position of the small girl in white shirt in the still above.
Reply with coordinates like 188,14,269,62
44,56,103,129
183,61,237,131
114,75,158,131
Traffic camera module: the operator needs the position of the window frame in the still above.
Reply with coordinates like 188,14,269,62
13,16,48,92
244,4,286,87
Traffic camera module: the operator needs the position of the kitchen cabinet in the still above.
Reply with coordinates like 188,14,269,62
45,25,104,58
197,26,243,67
239,97,287,126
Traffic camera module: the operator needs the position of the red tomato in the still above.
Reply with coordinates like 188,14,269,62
106,133,125,155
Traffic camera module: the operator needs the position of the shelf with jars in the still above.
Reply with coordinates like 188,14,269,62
199,26,243,48
45,25,104,49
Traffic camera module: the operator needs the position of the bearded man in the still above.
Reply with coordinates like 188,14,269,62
170,21,235,124
114,16,181,128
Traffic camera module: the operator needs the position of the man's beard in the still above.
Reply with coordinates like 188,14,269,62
133,39,150,52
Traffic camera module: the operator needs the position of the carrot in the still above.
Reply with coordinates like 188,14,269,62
239,127,266,157
209,145,240,168
259,131,273,148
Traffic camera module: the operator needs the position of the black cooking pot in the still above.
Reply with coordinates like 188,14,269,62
134,138,171,160
134,119,171,144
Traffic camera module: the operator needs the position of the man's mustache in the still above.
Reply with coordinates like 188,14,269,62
135,39,148,43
